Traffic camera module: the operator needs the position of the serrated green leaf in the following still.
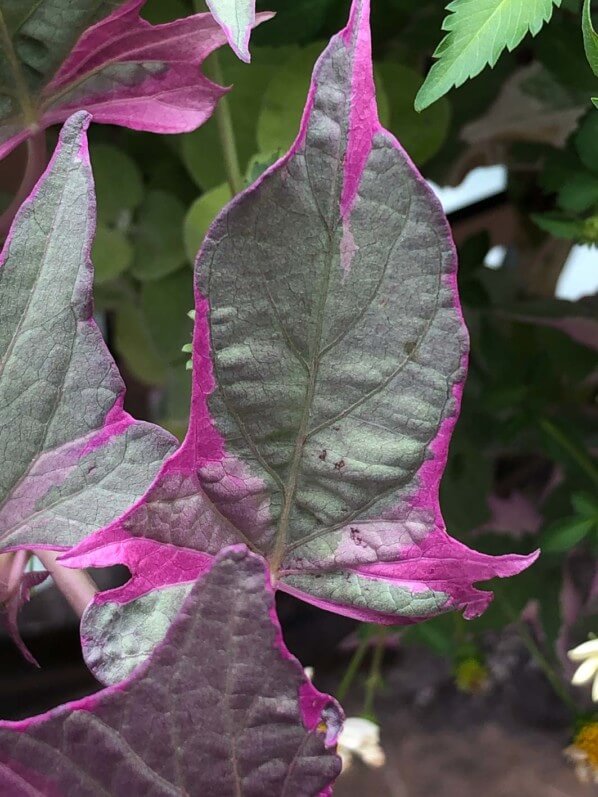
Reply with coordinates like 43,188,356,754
583,0,598,77
90,143,143,226
415,0,562,111
541,517,594,552
375,62,451,165
183,183,232,263
92,226,133,284
131,190,186,281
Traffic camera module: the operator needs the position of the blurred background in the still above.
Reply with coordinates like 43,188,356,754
0,0,596,794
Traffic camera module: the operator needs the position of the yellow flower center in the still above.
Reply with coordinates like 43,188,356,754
574,722,598,769
454,657,489,694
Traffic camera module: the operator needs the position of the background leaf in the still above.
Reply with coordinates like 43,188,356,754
184,183,232,262
377,62,451,164
90,144,143,226
92,226,133,284
582,0,598,96
181,46,293,190
131,190,187,281
415,0,562,110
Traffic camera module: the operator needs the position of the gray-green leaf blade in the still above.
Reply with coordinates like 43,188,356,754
0,112,175,553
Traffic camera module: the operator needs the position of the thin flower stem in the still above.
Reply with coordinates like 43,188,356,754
515,619,578,714
337,633,371,703
0,131,47,238
498,594,578,714
363,629,387,717
209,52,244,195
34,550,98,618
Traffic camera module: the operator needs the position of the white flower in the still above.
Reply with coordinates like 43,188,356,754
337,717,385,771
568,637,598,702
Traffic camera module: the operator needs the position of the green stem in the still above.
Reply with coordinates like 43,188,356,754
209,52,244,195
516,620,578,714
540,418,598,489
337,633,370,703
499,595,577,714
363,630,387,717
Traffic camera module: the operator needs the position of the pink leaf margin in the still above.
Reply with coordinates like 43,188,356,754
0,1,273,161
0,546,342,797
63,0,538,634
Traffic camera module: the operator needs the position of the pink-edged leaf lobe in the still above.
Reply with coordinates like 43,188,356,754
0,553,47,666
0,547,342,797
64,0,537,684
0,112,176,561
0,0,272,161
206,0,257,62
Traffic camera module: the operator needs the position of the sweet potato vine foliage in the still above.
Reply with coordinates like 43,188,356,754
0,0,540,793
0,547,342,796
0,0,270,160
58,0,537,686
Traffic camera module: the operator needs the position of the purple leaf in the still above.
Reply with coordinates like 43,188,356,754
0,546,342,797
64,0,537,684
206,0,256,62
0,112,176,558
0,1,272,160
506,295,598,352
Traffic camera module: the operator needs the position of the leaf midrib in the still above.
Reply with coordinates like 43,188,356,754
266,59,351,573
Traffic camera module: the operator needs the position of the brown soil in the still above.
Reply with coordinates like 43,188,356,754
318,633,597,797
